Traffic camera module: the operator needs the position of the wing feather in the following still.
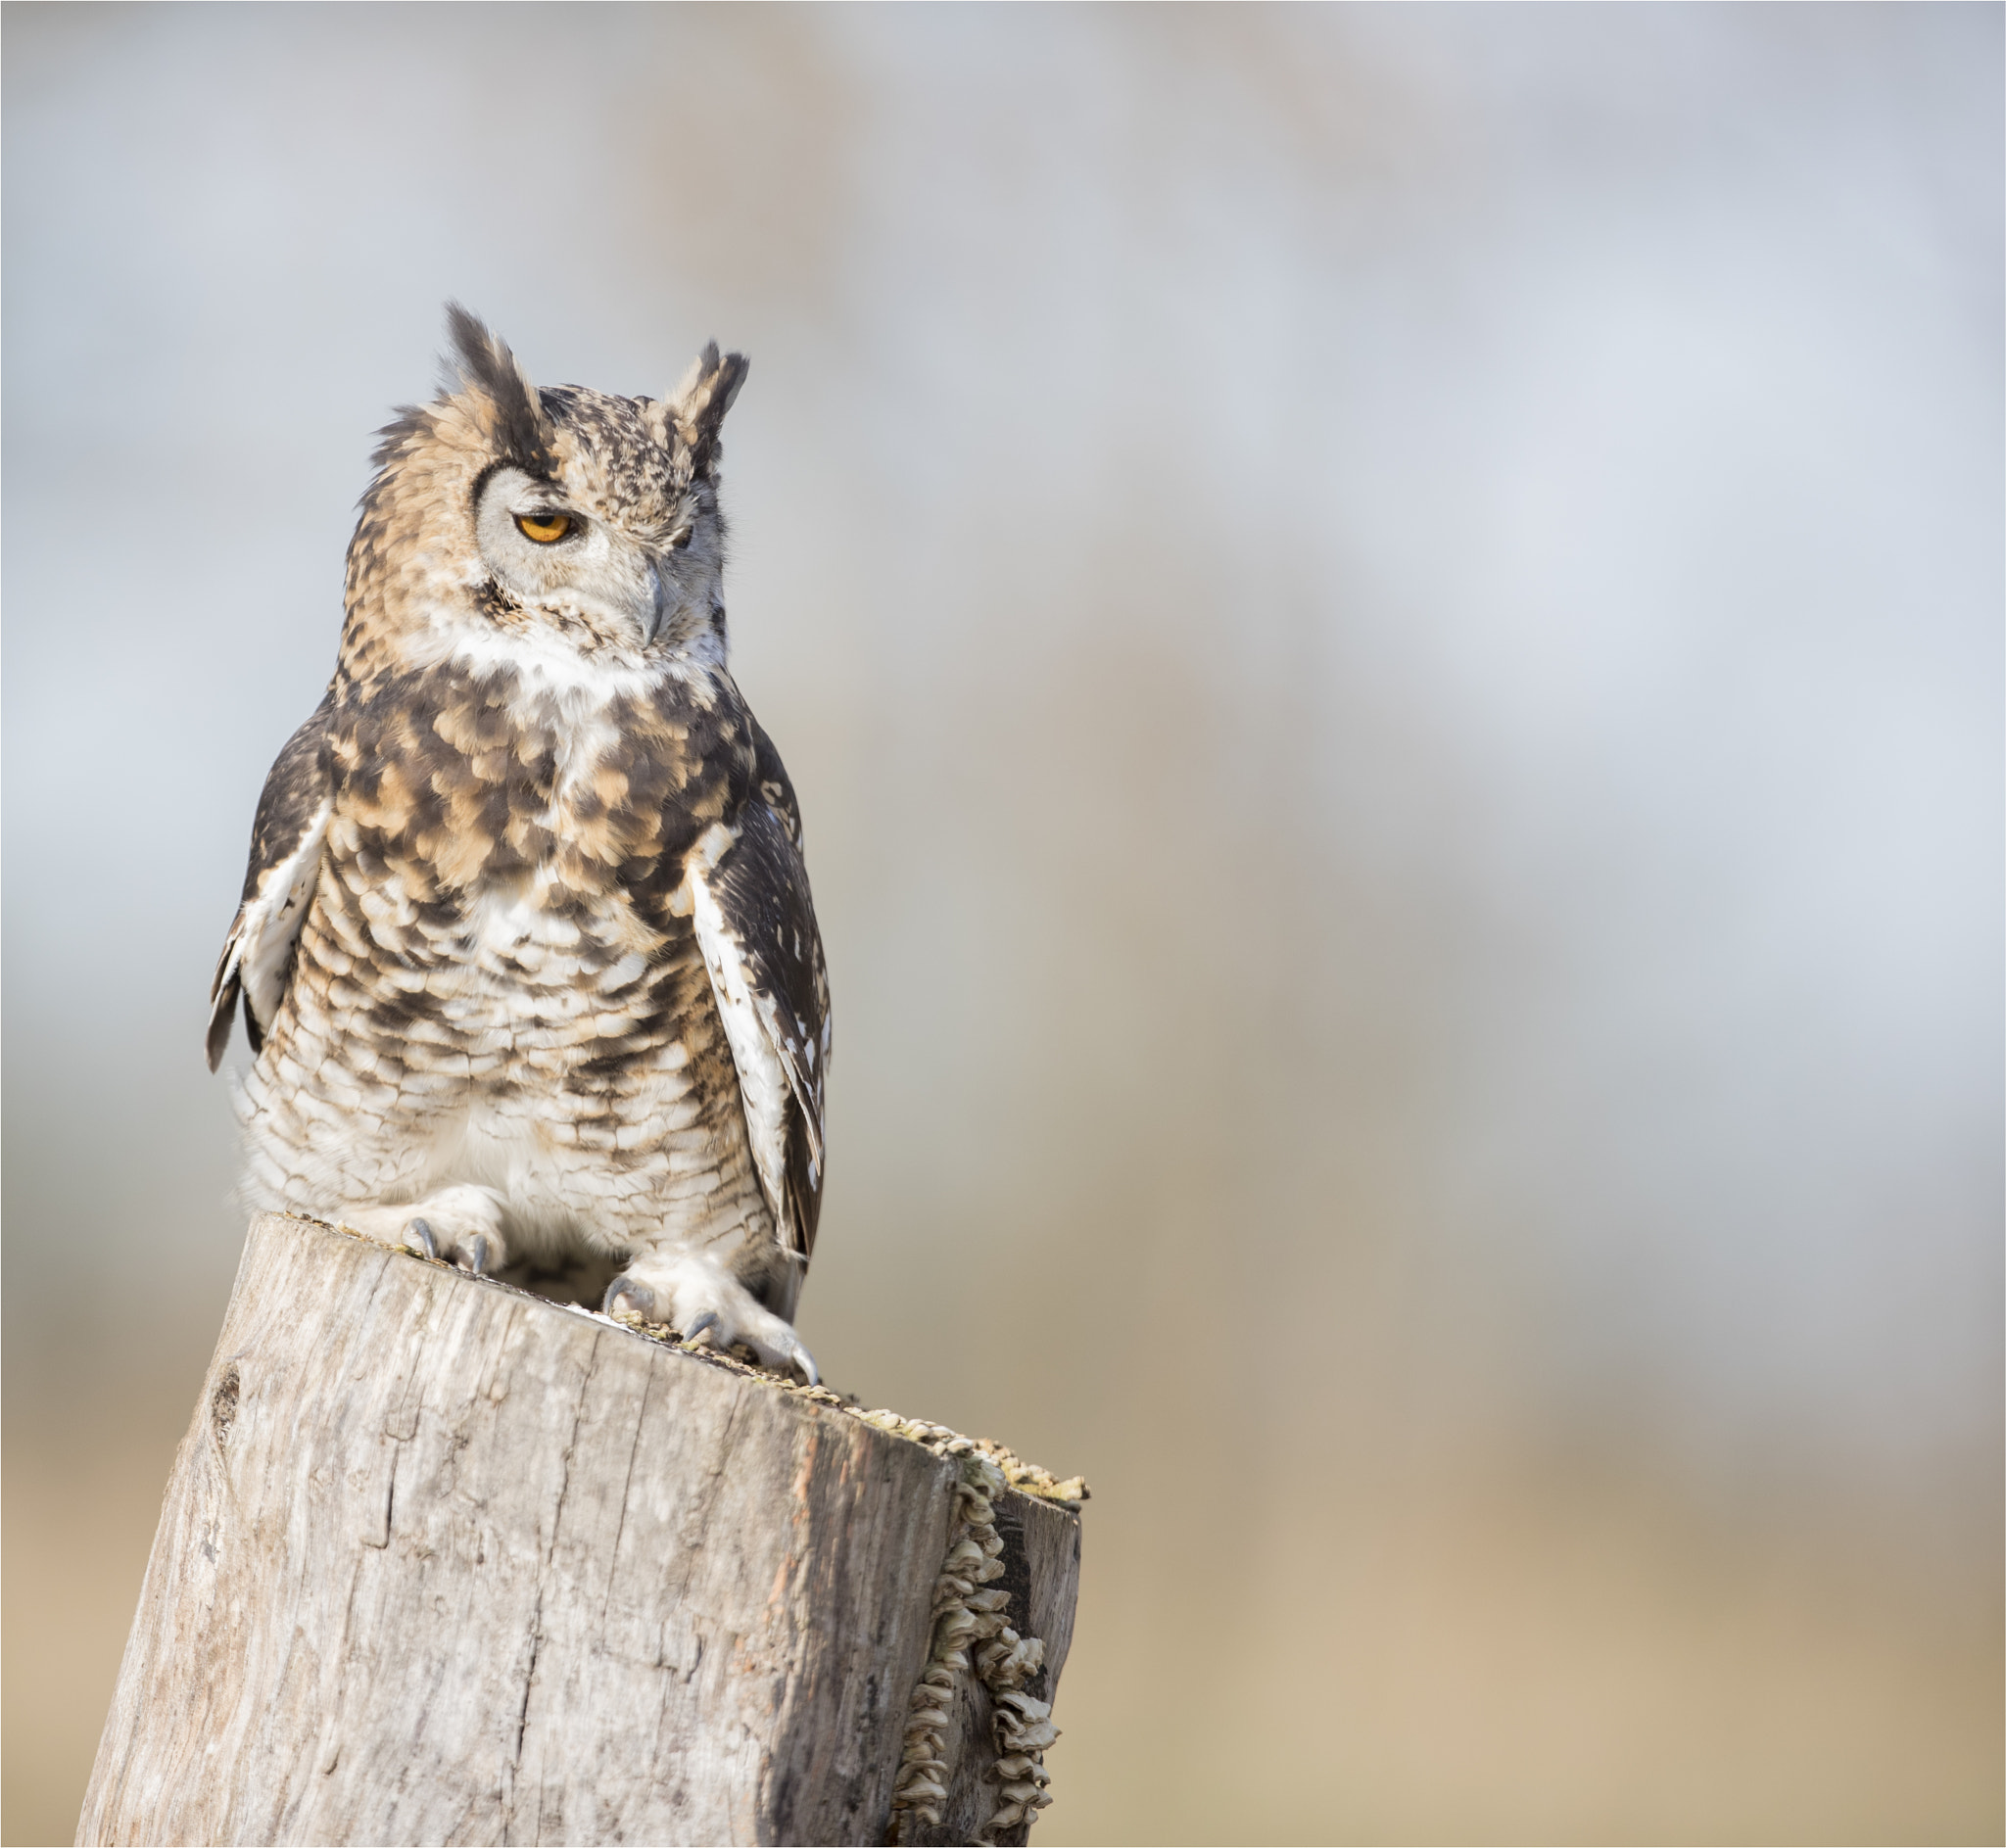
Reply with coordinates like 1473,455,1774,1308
689,728,831,1267
207,697,336,1071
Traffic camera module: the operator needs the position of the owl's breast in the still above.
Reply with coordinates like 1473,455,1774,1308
305,660,753,1100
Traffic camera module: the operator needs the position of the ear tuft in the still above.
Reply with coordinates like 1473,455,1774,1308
441,303,554,472
667,343,749,477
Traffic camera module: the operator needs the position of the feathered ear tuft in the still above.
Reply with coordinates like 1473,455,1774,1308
442,302,554,472
666,342,749,478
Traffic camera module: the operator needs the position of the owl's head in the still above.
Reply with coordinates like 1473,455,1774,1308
351,307,748,671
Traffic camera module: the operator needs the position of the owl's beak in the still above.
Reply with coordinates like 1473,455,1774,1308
642,559,670,648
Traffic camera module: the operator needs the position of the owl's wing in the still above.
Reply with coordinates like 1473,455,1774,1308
688,728,831,1270
206,696,336,1071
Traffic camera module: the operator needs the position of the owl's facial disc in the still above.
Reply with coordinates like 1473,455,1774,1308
473,466,676,647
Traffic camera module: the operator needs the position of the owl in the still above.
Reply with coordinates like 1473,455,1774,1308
206,308,830,1383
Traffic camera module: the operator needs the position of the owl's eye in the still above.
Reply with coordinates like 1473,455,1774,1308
669,529,693,551
514,510,574,545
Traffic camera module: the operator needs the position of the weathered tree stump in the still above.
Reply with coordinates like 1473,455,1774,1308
77,1214,1082,1846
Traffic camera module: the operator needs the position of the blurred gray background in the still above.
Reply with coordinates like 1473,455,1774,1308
4,5,2000,1842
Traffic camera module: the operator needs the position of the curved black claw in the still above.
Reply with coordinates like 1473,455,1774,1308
603,1274,656,1318
405,1218,439,1261
460,1232,494,1277
681,1311,721,1348
790,1344,821,1390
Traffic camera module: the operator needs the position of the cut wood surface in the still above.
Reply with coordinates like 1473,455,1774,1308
78,1214,1082,1847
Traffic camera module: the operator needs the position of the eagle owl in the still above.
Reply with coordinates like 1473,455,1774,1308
206,308,830,1383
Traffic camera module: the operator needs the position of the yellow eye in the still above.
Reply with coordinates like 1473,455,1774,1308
514,510,573,544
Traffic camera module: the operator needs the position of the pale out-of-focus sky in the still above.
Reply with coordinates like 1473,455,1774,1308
4,6,1999,1843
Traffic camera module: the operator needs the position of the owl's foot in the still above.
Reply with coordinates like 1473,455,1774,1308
339,1185,509,1277
604,1252,819,1386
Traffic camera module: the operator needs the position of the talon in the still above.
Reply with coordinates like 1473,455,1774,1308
405,1218,439,1261
460,1232,494,1277
789,1342,821,1389
603,1274,655,1318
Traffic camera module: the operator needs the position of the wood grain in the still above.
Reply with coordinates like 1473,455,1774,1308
78,1214,1080,1846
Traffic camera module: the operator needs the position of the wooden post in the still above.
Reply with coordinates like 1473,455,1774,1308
77,1215,1082,1847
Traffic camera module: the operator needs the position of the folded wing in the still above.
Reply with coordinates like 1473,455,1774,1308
207,697,336,1071
688,732,832,1272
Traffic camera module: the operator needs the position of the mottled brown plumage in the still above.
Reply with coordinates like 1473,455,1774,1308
209,309,829,1376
